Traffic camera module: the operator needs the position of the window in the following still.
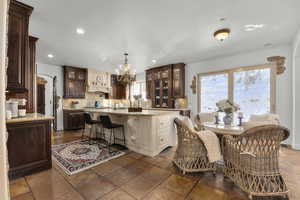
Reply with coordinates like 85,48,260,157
198,64,276,120
130,81,146,100
200,73,228,112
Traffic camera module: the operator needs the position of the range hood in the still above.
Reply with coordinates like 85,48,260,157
87,69,111,93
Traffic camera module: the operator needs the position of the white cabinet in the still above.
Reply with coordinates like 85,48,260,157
88,110,180,157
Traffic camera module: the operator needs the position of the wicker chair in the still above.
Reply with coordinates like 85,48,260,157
222,125,290,199
194,112,215,131
173,118,216,174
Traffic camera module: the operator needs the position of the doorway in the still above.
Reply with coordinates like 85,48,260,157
37,74,58,131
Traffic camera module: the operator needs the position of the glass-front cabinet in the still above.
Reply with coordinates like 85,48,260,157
146,65,184,108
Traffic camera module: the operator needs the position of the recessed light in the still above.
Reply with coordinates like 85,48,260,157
76,28,85,35
264,43,273,47
152,59,157,63
245,27,255,31
48,54,54,58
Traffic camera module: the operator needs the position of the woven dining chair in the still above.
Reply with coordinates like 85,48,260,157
173,118,216,174
222,125,290,199
194,112,215,131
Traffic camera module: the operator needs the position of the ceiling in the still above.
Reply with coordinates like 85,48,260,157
20,0,300,73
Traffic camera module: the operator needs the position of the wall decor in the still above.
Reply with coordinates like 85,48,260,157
190,76,197,94
267,56,286,75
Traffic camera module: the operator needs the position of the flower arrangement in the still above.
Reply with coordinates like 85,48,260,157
216,99,240,114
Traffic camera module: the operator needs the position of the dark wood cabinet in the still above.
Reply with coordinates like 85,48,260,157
172,63,185,98
27,36,38,112
63,109,85,130
146,63,185,108
110,74,126,99
7,119,52,179
6,1,37,113
63,66,86,98
7,0,33,93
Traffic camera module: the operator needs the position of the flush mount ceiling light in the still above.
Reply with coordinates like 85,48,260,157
214,28,230,41
76,28,85,35
48,54,54,58
152,59,157,63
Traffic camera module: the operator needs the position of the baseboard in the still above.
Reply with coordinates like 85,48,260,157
292,144,300,150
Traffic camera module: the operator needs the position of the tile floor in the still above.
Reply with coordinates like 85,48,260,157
9,130,300,200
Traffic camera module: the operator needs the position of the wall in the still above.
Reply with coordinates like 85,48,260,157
186,44,293,145
0,0,10,198
37,63,64,131
292,29,300,150
136,72,145,81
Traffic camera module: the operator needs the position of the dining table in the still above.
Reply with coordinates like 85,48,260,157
202,122,245,136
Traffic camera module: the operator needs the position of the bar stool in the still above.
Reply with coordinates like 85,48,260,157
99,115,126,153
82,113,102,145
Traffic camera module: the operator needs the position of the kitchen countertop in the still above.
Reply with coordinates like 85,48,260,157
6,113,54,123
84,108,180,116
144,108,190,111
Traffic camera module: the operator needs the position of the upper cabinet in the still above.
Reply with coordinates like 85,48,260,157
172,63,185,98
7,0,33,92
63,66,87,98
146,63,185,108
110,74,126,99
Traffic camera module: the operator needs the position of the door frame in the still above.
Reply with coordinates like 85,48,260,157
0,0,10,199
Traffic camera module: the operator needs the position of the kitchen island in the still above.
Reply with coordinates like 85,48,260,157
85,108,180,157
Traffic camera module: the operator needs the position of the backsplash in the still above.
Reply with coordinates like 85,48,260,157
63,92,152,109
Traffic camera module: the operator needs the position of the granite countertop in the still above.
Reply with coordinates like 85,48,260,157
84,108,180,116
144,108,190,111
6,113,54,123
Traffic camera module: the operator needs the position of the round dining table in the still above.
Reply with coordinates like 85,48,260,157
202,122,245,136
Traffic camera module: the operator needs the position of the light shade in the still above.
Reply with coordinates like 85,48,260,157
214,28,230,41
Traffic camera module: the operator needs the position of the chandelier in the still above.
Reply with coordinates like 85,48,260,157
115,53,136,85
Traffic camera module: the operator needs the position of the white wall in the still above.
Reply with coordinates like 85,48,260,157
37,63,64,131
136,72,145,81
0,0,10,198
292,29,300,150
185,44,293,145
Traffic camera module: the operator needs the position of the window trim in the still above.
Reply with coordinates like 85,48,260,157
197,63,277,114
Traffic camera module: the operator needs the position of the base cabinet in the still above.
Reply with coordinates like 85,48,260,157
6,120,52,179
63,109,85,130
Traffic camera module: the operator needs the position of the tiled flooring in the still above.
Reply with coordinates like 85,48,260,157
9,131,300,200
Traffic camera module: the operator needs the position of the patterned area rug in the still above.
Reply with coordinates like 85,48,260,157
52,140,125,175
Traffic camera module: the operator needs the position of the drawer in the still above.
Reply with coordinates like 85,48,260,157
158,134,168,148
158,119,171,129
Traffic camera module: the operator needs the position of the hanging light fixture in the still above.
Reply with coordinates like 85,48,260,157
115,53,136,85
214,28,230,41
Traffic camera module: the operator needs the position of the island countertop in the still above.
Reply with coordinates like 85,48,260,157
6,113,54,124
84,108,179,116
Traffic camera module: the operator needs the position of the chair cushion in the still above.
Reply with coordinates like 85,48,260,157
179,116,194,130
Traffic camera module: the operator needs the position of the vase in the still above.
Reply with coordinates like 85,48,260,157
223,113,233,125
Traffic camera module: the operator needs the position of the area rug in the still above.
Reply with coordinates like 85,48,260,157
52,140,125,175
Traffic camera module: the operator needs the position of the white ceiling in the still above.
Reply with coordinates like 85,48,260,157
20,0,300,73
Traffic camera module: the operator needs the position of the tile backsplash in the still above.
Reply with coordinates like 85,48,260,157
63,92,152,109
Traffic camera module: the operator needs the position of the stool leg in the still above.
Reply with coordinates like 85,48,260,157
109,129,113,153
122,126,126,147
81,125,85,141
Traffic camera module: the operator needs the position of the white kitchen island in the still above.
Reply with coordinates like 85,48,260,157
84,108,180,157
